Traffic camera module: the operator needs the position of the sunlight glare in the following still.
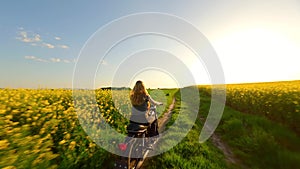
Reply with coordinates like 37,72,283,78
212,28,300,83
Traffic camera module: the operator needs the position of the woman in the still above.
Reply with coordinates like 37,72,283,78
127,80,162,136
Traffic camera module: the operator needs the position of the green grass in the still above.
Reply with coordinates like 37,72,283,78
199,90,300,169
145,86,300,169
148,88,178,117
198,80,300,135
146,88,230,169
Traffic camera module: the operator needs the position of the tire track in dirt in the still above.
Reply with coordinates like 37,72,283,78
139,97,176,169
199,117,247,168
157,97,176,133
142,97,245,168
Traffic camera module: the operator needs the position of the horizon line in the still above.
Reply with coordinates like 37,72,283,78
1,79,299,90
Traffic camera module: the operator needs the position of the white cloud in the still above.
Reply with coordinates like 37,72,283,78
34,34,41,42
24,55,75,64
29,42,57,49
16,29,70,50
54,36,61,40
24,55,48,62
57,44,69,49
50,58,61,63
50,57,76,63
24,55,36,60
35,58,49,62
17,31,41,43
42,42,55,49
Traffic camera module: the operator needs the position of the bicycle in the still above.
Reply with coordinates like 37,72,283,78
114,105,159,169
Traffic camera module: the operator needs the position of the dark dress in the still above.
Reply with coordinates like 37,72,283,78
127,95,159,137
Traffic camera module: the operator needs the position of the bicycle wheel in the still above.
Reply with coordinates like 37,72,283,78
127,138,139,169
128,137,148,169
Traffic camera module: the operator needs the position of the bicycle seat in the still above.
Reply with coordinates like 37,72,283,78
127,123,149,134
127,128,147,134
138,124,148,130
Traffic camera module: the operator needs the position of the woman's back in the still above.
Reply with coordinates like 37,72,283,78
130,95,149,124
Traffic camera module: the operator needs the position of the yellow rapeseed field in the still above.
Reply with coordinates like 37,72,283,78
199,80,300,134
0,88,130,168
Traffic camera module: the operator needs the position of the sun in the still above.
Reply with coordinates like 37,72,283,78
211,27,300,83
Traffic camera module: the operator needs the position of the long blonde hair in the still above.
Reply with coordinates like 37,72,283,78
130,80,149,106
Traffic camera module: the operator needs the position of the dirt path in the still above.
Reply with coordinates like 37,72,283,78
211,133,248,168
199,117,246,168
156,98,240,166
141,97,244,168
210,132,238,164
139,97,176,169
157,97,176,133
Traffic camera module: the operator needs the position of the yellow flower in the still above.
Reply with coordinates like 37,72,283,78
65,133,71,140
11,109,20,114
59,140,66,145
69,141,76,150
89,142,96,148
0,109,6,114
0,139,10,150
5,115,13,120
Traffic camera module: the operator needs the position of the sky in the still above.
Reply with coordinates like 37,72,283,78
1,0,300,88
